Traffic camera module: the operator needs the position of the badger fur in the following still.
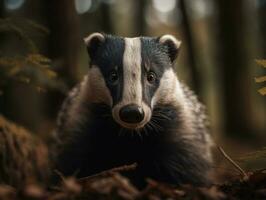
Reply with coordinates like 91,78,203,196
54,33,213,187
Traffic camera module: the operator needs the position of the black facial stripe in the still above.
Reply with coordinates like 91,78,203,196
91,35,125,106
140,37,172,106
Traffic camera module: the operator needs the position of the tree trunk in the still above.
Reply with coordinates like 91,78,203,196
0,0,3,17
215,0,254,139
46,0,80,86
100,2,113,34
258,3,266,56
45,0,80,119
179,0,201,96
133,0,146,36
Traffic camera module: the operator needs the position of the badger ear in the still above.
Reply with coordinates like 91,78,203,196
157,35,181,63
84,32,105,59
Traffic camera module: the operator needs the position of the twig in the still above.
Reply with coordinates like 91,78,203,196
112,174,139,196
218,146,249,180
78,163,137,182
54,169,66,182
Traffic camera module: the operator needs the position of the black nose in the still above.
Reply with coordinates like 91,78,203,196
119,104,144,123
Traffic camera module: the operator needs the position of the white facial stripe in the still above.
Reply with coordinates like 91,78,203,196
122,38,142,104
112,37,152,129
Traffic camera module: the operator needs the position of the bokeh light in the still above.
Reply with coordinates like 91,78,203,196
4,0,25,10
152,0,177,13
75,0,92,14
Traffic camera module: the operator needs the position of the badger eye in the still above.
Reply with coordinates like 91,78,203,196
109,70,119,84
147,71,157,83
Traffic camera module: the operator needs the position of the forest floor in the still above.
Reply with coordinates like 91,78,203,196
1,163,266,200
1,115,266,200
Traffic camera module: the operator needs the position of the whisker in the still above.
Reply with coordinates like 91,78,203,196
136,129,143,141
118,127,126,137
152,114,172,121
150,118,164,131
148,122,161,136
153,110,172,118
130,129,135,138
146,123,154,132
102,113,112,117
142,126,149,137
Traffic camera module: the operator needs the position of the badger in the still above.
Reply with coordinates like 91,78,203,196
54,33,213,187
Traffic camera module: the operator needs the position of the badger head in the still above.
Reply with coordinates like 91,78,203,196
84,33,181,130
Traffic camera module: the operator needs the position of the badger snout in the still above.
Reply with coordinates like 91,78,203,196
112,102,151,130
119,104,144,123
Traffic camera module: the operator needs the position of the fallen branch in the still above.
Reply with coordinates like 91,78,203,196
218,146,249,180
78,163,137,182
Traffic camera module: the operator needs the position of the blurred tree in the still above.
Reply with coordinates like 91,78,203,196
215,0,254,139
258,1,266,56
133,0,147,35
179,0,202,96
46,0,80,86
0,1,52,132
100,2,113,34
0,17,63,131
0,0,4,115
45,0,80,119
0,0,3,17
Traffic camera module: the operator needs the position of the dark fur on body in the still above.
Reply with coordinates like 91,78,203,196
55,82,212,187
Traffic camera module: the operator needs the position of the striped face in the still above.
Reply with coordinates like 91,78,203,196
84,33,181,129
